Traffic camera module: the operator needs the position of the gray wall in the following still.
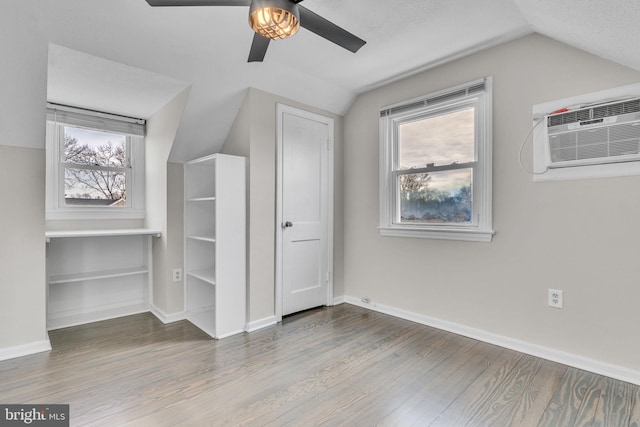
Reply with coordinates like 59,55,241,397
343,34,640,371
0,146,48,349
222,88,345,323
0,8,49,349
145,88,190,315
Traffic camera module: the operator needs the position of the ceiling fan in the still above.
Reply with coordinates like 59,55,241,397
144,0,366,62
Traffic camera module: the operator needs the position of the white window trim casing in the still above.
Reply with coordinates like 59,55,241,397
45,105,146,220
379,77,494,242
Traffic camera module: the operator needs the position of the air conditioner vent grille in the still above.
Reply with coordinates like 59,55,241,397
548,122,640,164
548,109,590,127
592,99,640,119
547,99,640,128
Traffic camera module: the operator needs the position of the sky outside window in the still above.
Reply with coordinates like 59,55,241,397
399,108,474,168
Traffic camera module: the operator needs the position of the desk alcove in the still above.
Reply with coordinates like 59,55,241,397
45,229,161,330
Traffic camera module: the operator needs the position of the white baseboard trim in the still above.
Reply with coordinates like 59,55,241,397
149,305,186,324
342,295,640,386
216,329,246,339
0,339,52,362
332,295,345,305
245,316,278,333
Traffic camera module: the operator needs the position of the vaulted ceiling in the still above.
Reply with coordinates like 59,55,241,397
10,0,640,161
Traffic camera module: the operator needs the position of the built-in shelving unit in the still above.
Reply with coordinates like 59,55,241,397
45,228,161,330
48,266,149,285
184,154,246,339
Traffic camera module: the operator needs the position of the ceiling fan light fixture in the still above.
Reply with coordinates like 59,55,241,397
249,0,300,40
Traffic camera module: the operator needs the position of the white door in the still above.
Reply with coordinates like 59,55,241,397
277,105,333,317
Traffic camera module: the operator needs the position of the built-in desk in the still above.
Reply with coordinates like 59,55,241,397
45,229,161,330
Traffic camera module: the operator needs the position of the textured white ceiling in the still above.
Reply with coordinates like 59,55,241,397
513,0,640,71
9,0,640,161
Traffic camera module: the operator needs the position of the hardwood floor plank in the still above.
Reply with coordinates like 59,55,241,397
572,378,604,427
536,367,603,427
428,351,541,426
505,359,567,427
590,377,634,427
629,384,640,427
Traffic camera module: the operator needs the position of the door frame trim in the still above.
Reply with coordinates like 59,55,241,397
275,103,334,322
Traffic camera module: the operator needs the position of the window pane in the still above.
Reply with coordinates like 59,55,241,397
398,107,475,169
399,169,472,224
64,168,127,207
63,126,127,167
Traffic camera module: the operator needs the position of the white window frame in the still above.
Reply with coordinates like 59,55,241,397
379,77,494,242
46,105,146,220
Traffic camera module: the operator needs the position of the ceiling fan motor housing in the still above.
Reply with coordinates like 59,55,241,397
249,0,300,40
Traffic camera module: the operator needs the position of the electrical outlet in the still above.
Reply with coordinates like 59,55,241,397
548,289,563,309
172,268,183,282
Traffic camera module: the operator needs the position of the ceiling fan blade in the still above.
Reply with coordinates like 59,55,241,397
298,5,366,53
248,33,271,62
145,0,251,6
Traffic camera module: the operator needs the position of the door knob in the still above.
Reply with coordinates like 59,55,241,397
284,221,293,228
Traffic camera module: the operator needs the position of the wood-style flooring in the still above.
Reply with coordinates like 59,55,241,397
1,304,639,426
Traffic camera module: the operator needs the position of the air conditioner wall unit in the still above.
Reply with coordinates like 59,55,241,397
545,98,640,169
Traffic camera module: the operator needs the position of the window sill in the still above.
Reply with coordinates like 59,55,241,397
378,226,494,242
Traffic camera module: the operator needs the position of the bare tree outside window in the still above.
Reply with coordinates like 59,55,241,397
63,127,128,206
399,169,430,197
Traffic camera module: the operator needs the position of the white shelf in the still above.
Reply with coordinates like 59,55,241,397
187,269,216,286
45,228,162,242
187,235,216,243
185,154,217,166
49,266,148,285
187,197,216,202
